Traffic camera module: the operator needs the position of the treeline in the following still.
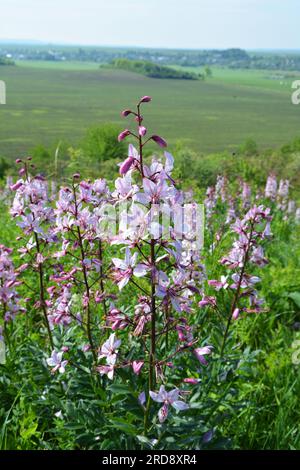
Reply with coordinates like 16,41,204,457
0,56,15,66
107,59,202,80
2,44,300,71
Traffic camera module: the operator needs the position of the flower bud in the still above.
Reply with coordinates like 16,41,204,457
119,156,134,175
121,109,132,117
139,96,152,103
118,129,131,142
151,135,167,148
139,126,147,137
232,308,240,320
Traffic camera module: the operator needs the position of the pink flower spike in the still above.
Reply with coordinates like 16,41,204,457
151,135,167,148
139,95,152,103
118,129,131,142
139,126,147,137
232,308,240,320
119,156,134,175
132,360,144,375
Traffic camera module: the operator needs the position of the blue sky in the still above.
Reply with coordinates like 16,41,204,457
1,0,299,49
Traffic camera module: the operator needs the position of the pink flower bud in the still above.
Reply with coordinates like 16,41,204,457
118,129,131,142
121,109,132,117
132,361,144,375
17,263,29,272
183,378,200,384
139,96,152,103
232,308,240,320
15,158,22,164
119,156,134,175
151,135,167,148
135,115,143,123
73,173,80,179
139,126,147,137
10,181,23,191
19,168,26,176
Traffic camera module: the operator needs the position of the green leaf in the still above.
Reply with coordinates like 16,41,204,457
289,292,300,308
106,419,137,435
107,384,132,395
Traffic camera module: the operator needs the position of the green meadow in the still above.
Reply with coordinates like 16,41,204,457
0,61,300,159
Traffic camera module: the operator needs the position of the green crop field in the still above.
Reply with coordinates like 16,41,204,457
0,61,300,159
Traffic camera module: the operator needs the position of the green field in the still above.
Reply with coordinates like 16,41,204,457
0,61,300,159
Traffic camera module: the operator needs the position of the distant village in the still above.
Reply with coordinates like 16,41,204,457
1,44,300,71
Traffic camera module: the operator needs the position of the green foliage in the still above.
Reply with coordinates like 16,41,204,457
81,123,126,163
238,138,258,156
0,157,10,180
108,58,202,80
0,57,15,66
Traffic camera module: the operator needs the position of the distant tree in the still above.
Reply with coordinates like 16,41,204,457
31,145,52,173
0,157,10,180
205,66,212,78
0,57,15,66
239,138,258,156
81,123,126,163
109,58,200,80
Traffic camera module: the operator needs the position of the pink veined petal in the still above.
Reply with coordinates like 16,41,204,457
118,276,130,290
130,251,138,267
112,258,127,270
128,144,139,160
133,264,148,277
158,385,168,401
134,192,149,205
164,151,174,173
172,400,189,411
171,296,182,313
168,388,180,402
143,178,157,197
149,391,163,403
138,391,146,406
158,404,169,423
46,358,56,367
124,247,132,266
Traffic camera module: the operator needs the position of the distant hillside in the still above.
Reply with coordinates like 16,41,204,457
106,58,202,80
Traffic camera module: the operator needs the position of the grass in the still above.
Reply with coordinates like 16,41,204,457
0,62,300,159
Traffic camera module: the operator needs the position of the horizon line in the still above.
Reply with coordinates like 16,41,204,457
0,39,300,52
